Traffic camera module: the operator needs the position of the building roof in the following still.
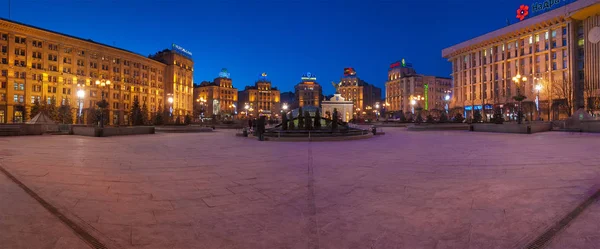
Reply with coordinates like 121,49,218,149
441,0,600,58
0,17,166,64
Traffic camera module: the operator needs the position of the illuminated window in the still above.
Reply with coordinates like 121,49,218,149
552,30,557,38
529,36,533,44
545,31,549,40
535,34,539,42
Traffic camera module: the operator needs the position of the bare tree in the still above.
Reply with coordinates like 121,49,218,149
582,80,596,111
552,78,574,117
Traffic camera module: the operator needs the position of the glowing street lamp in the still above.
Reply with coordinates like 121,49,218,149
167,94,174,122
95,79,110,128
511,74,527,124
535,84,542,119
76,88,85,124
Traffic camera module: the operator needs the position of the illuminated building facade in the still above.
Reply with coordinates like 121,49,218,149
442,0,600,120
280,91,295,109
193,68,238,119
337,67,382,115
237,73,281,118
294,72,322,108
0,18,193,124
385,59,452,114
149,48,194,120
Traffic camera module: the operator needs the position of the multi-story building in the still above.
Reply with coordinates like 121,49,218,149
192,68,238,119
442,0,600,120
237,73,281,119
294,72,322,108
385,59,452,114
279,91,295,109
0,18,193,124
149,48,194,120
337,67,382,116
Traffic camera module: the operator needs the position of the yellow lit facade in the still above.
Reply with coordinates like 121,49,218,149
193,74,238,118
238,74,281,119
0,18,193,124
442,0,600,119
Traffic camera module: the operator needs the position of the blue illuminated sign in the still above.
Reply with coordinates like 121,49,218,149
527,0,576,19
172,43,192,58
219,68,230,78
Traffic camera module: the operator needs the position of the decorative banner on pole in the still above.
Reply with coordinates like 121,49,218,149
424,84,429,110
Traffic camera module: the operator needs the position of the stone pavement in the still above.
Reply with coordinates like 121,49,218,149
0,129,599,249
547,200,600,249
0,167,91,249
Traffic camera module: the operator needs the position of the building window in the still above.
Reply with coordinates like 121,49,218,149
0,110,4,123
552,62,557,70
551,30,557,38
563,60,568,69
545,31,549,40
562,27,567,36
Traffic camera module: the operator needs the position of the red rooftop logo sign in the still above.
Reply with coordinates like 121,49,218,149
517,5,530,21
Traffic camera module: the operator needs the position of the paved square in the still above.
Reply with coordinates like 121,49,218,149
0,129,599,249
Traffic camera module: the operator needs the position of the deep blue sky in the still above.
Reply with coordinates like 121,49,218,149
3,0,527,95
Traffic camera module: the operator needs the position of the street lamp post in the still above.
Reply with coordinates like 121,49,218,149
535,84,542,120
95,79,111,128
375,103,380,120
167,94,174,123
444,94,451,114
76,88,85,124
244,104,250,118
511,74,527,124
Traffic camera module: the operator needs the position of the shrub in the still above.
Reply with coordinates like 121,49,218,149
473,110,482,123
426,115,434,123
454,113,464,123
439,112,448,123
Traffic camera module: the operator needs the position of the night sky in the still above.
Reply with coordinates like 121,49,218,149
3,0,528,95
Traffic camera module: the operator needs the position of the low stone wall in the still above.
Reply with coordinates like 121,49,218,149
580,120,600,133
72,126,155,137
155,126,214,133
470,122,552,134
257,133,374,142
0,124,43,136
376,123,409,127
407,123,469,131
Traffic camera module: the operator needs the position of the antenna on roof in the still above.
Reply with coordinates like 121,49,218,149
506,18,511,26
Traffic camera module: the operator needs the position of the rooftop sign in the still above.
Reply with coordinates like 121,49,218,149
301,72,317,81
219,68,230,78
517,0,577,21
172,43,192,58
343,68,356,76
390,59,413,68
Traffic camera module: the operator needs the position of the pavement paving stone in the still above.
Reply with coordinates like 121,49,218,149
0,168,91,249
1,130,600,248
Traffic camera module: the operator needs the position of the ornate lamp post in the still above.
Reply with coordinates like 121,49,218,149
535,84,542,120
444,94,451,114
76,88,85,124
167,94,174,123
244,104,249,118
511,74,527,124
94,79,110,128
375,103,380,120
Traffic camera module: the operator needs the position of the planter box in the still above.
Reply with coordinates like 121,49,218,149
0,124,43,136
155,126,214,133
407,123,469,131
73,126,155,137
580,120,600,133
470,122,552,134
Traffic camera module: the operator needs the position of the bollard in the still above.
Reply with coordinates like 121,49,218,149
371,126,376,135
